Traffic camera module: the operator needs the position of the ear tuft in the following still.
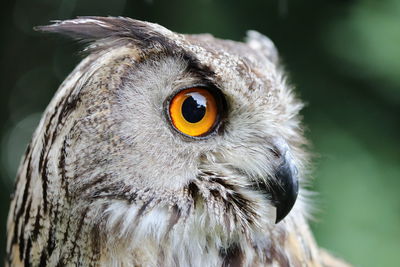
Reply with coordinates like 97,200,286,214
34,16,169,48
246,30,279,64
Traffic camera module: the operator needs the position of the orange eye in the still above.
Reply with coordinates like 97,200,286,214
169,87,220,137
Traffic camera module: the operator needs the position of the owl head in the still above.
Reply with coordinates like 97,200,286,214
33,16,308,250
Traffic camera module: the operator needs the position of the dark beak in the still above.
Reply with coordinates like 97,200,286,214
268,139,299,223
269,142,299,223
249,142,299,223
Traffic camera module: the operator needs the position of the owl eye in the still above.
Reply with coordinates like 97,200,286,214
168,87,221,137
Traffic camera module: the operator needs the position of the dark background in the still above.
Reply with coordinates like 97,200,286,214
1,0,399,266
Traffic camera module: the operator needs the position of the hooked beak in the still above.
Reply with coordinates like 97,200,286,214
269,141,299,223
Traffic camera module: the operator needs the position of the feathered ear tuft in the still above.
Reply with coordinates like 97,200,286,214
34,16,171,49
246,30,279,64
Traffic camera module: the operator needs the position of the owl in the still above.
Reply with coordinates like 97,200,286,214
6,17,349,267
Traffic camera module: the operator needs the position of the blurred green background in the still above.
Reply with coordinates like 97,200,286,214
1,0,399,266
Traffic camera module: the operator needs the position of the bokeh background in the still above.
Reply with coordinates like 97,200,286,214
1,0,399,266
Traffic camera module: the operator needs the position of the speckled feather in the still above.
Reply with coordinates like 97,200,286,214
6,17,349,267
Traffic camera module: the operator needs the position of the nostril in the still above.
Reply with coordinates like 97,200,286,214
268,147,281,159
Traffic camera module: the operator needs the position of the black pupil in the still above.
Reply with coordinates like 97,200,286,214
181,93,206,123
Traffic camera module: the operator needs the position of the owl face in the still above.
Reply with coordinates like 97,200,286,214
6,17,314,266
37,17,305,230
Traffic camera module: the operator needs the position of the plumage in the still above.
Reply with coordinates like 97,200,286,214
6,16,349,267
